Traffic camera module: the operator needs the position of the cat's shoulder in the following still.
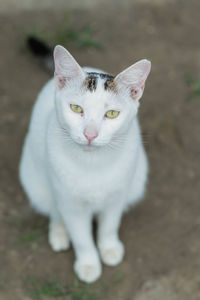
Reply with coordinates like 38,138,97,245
38,78,55,98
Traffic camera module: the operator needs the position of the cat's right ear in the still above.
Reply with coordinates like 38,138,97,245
115,59,151,102
53,45,85,89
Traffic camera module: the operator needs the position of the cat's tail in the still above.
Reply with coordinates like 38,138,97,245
27,36,54,74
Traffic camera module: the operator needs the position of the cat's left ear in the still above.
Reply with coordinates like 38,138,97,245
115,59,151,101
54,45,85,89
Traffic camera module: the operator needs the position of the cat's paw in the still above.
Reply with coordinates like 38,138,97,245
74,259,102,283
48,222,70,252
99,240,125,266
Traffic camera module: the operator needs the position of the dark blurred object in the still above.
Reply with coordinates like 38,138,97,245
27,36,51,56
27,36,54,74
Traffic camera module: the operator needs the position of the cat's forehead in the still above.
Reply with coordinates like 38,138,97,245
83,72,117,93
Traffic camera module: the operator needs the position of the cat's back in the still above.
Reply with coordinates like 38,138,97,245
30,78,55,132
24,78,55,158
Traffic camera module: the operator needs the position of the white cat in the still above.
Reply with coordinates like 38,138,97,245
19,45,151,283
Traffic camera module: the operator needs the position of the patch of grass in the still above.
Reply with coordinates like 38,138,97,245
69,278,98,300
26,24,103,51
185,73,200,100
25,277,100,300
25,278,67,299
4,216,24,224
18,230,46,246
185,73,195,85
27,26,51,44
54,26,103,50
19,233,38,244
18,217,47,245
24,269,125,299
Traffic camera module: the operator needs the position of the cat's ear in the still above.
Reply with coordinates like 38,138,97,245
115,59,151,101
53,45,85,89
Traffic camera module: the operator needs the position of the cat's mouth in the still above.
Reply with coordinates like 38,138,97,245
81,141,105,150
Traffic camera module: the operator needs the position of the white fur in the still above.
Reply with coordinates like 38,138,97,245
19,46,151,283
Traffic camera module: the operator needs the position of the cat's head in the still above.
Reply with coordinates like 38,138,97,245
54,45,151,148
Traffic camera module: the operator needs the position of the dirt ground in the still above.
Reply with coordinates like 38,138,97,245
1,0,200,299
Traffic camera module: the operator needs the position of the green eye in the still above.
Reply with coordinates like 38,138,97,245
70,104,83,114
105,110,120,119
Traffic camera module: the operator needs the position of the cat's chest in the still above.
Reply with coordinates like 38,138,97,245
48,147,132,204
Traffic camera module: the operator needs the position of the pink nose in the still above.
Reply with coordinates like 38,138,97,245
84,129,98,143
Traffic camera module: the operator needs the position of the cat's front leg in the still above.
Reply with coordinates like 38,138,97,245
49,210,70,252
60,207,101,283
97,203,125,266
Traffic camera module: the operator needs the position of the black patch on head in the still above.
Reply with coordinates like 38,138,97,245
87,76,97,92
84,74,97,92
104,78,115,91
84,72,116,92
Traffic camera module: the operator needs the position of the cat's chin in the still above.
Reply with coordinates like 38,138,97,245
72,139,107,151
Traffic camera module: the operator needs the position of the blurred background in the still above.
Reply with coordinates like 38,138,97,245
0,0,200,299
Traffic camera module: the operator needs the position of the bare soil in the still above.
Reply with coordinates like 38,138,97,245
1,1,200,299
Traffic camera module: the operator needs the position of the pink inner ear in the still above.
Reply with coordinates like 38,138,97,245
130,84,145,100
55,72,66,89
131,88,139,100
58,76,66,89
